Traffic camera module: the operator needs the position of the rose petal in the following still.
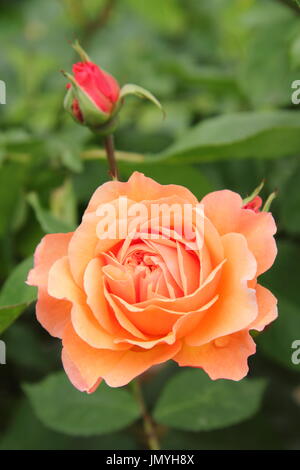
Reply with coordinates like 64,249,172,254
238,211,277,275
48,256,84,304
36,288,71,338
62,347,101,393
63,322,181,388
186,233,258,346
175,330,256,381
250,284,278,331
84,258,129,337
201,190,242,235
102,264,136,304
71,303,130,350
27,233,72,288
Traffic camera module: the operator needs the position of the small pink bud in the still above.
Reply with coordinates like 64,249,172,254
243,195,262,213
71,61,120,114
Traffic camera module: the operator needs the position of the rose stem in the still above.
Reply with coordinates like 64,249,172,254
104,134,119,181
132,378,160,450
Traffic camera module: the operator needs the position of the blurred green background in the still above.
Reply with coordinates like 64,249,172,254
1,0,300,450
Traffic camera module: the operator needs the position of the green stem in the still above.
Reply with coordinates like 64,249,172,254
104,134,119,180
132,379,160,450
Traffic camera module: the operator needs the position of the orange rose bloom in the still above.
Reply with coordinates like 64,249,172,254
27,172,277,392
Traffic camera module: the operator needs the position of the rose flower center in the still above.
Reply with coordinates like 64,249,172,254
102,238,200,304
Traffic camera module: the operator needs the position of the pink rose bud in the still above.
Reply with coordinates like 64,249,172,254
63,43,121,134
63,41,164,135
242,181,277,213
243,195,262,213
71,61,120,115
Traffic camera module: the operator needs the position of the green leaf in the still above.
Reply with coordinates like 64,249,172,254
154,370,267,431
0,257,36,334
0,400,73,450
120,84,165,118
0,257,35,308
23,372,140,436
0,399,138,450
154,111,300,163
238,19,298,108
27,192,75,234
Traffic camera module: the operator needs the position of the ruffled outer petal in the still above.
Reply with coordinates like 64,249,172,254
201,190,243,235
201,190,277,276
86,172,198,215
26,233,73,338
174,330,256,381
62,322,181,388
237,211,277,276
27,233,73,288
36,289,71,338
62,348,101,393
250,284,278,331
185,233,258,346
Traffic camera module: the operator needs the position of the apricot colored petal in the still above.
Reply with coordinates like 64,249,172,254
63,322,124,390
85,180,132,214
27,233,72,288
110,293,183,337
238,211,277,276
114,334,177,350
136,259,225,312
71,303,130,350
48,256,84,304
104,341,181,387
127,172,198,204
68,213,98,286
69,214,120,288
199,241,212,285
250,284,278,331
186,233,257,346
62,348,101,393
36,288,71,338
113,294,218,349
173,294,219,340
85,172,198,215
157,259,183,298
63,322,181,388
146,241,182,290
104,287,148,340
201,190,242,235
201,215,224,268
102,264,136,304
174,330,256,381
176,241,200,295
84,258,128,337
